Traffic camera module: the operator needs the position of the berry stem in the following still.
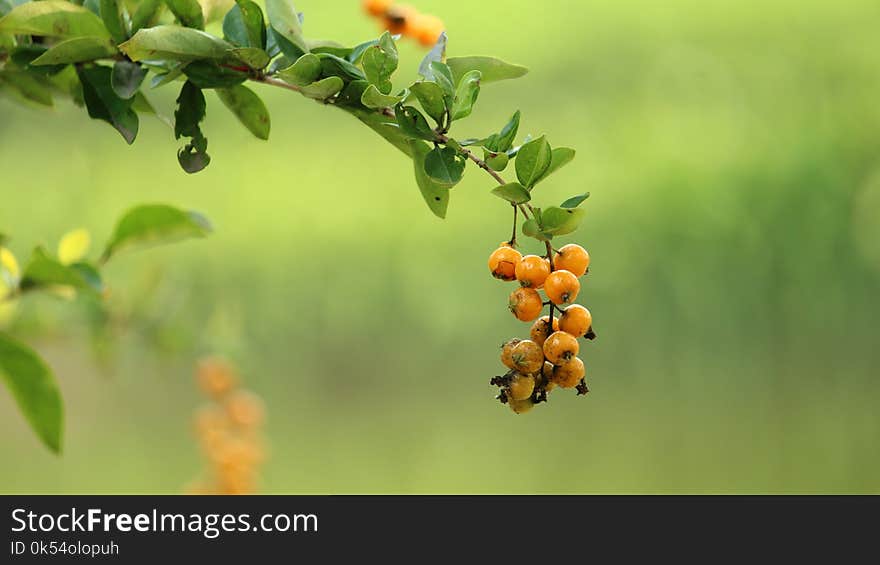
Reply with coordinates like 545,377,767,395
510,204,518,245
544,241,556,321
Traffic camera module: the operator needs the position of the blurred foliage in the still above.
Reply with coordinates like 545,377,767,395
1,0,879,492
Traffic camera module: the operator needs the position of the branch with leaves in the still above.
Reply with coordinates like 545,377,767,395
0,0,594,450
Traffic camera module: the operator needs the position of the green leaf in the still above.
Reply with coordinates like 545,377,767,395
360,83,404,109
21,247,103,294
173,81,210,173
102,204,212,260
347,37,378,63
515,135,552,188
447,56,528,86
560,193,590,209
362,31,397,94
429,61,454,98
182,60,248,89
99,0,127,44
0,1,111,39
0,70,53,106
450,69,480,121
522,218,551,241
409,140,449,219
150,62,186,88
216,84,270,140
491,182,531,204
277,52,321,86
424,146,465,187
418,31,446,79
490,110,520,152
318,52,365,82
31,37,117,66
265,0,307,56
164,0,204,30
119,25,233,62
409,81,445,124
223,1,266,49
540,206,586,236
536,147,576,183
231,47,270,70
110,60,147,99
129,0,161,34
298,76,343,100
307,39,350,58
77,65,139,144
0,333,64,454
395,104,436,141
485,151,509,172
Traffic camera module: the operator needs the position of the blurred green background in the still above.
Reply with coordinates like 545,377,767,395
2,0,880,493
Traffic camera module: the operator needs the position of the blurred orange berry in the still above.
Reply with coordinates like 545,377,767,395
500,338,522,370
225,390,266,429
196,356,239,399
384,5,416,35
508,397,534,414
411,13,445,46
363,0,392,17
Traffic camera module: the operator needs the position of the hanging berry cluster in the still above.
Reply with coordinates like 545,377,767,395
187,357,268,494
489,242,594,414
362,0,445,46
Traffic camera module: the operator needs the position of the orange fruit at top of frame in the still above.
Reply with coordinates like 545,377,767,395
553,244,590,277
515,255,551,288
383,5,416,35
410,13,445,46
558,304,592,338
488,246,522,281
508,287,543,322
362,0,393,17
544,270,580,305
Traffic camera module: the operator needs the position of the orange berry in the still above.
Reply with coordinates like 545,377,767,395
508,397,534,414
225,390,266,429
362,0,392,17
553,244,590,277
411,13,445,46
196,356,238,399
510,339,543,374
500,338,522,370
507,373,536,401
544,270,580,305
488,246,522,281
552,356,585,388
508,287,543,322
558,304,592,338
384,5,415,35
543,331,579,365
529,315,559,347
515,255,551,288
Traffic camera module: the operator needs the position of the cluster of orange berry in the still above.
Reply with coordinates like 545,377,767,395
362,0,445,47
488,242,594,414
186,357,268,494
